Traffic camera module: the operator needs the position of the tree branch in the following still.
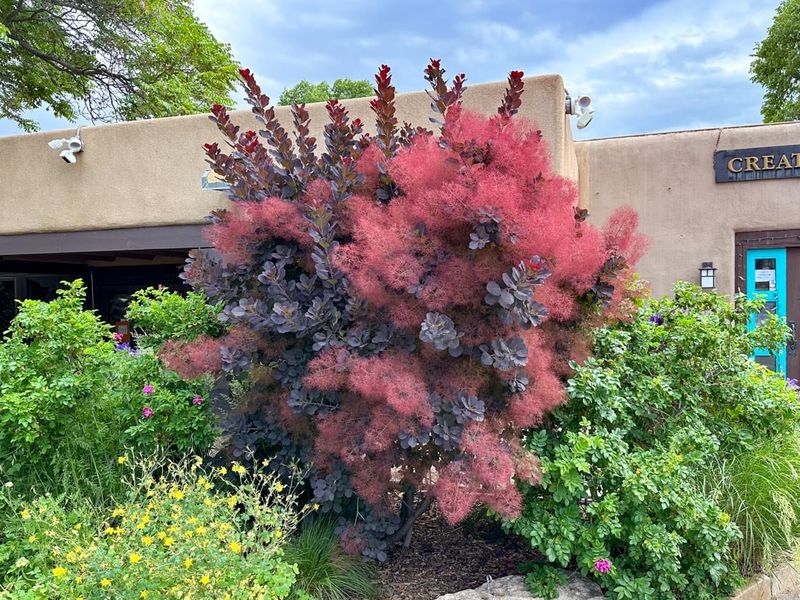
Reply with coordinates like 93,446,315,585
8,32,132,85
388,493,433,548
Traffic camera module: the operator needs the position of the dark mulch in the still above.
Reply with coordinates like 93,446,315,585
375,508,532,599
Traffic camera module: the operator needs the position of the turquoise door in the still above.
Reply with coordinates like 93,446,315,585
746,248,787,374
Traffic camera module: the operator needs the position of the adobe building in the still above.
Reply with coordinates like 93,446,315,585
1,75,799,375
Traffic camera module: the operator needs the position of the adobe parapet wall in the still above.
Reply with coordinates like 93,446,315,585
0,75,575,236
576,121,800,298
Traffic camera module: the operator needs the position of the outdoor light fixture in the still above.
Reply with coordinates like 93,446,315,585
47,126,83,164
699,261,717,290
565,93,595,129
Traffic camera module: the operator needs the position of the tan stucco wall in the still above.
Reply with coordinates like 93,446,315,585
0,75,575,236
576,122,800,298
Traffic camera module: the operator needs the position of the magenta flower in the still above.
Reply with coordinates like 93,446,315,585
113,332,124,343
142,406,154,419
593,559,612,574
142,384,154,395
192,395,203,406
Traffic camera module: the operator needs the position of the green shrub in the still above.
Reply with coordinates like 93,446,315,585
0,456,307,599
506,283,799,599
284,518,380,600
125,287,226,350
0,281,216,502
703,434,800,575
114,352,216,455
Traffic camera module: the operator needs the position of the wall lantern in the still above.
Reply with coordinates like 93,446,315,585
699,262,717,290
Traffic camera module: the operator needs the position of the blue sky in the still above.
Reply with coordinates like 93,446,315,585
0,0,780,140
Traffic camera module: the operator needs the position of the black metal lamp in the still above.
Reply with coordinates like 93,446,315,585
699,262,717,290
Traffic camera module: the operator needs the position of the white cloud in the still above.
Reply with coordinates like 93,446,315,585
538,0,778,138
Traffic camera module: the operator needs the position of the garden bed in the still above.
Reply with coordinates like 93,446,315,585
376,508,531,600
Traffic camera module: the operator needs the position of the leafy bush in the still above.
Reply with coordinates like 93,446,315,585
125,287,226,350
115,352,216,455
0,456,307,599
284,518,380,600
0,281,216,501
703,434,800,575
181,60,645,557
507,283,798,599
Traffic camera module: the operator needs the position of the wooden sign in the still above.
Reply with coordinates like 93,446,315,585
715,144,800,183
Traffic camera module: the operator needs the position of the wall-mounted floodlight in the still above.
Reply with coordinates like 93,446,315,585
565,93,596,129
48,126,83,163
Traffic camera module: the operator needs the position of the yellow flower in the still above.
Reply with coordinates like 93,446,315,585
129,553,142,564
142,535,153,546
100,578,112,587
20,509,30,520
188,516,198,524
66,551,77,562
111,508,125,518
200,574,210,585
140,592,149,598
274,530,283,539
184,530,194,539
73,523,82,531
27,534,36,543
117,456,127,464
156,531,167,540
163,536,175,547
196,526,208,535
169,488,185,501
104,527,116,536
231,462,246,475
184,558,193,568
218,467,228,476
275,482,285,493
204,498,214,507
228,541,242,553
52,566,67,578
226,495,237,509
313,503,320,511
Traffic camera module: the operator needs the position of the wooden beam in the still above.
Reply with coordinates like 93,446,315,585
0,225,206,256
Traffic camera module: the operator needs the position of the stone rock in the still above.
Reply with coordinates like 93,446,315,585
435,574,605,600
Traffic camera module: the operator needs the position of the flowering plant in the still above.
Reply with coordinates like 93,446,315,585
116,353,216,454
181,60,646,557
0,456,309,599
508,284,797,599
0,280,216,500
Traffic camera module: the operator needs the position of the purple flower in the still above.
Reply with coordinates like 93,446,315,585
649,313,664,326
142,406,154,419
115,342,131,352
192,395,203,406
142,384,154,395
787,378,800,392
593,559,611,574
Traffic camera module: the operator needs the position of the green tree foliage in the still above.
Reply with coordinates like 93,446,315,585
751,0,800,122
0,0,239,131
277,78,373,105
507,283,799,599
